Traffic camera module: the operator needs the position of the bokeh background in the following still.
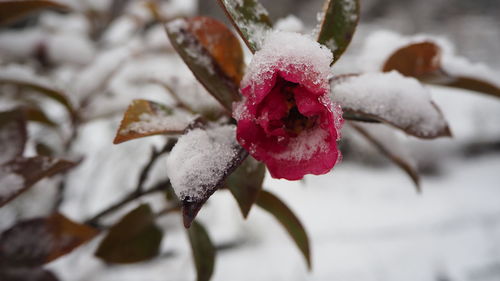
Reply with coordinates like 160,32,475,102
1,0,499,280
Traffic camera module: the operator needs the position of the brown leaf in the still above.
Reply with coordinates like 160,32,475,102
350,122,421,192
95,204,163,264
382,42,442,78
187,16,245,84
226,156,265,218
20,106,57,127
441,76,500,99
113,99,190,144
0,156,77,207
0,110,27,165
256,190,311,270
165,17,242,112
0,213,99,267
0,0,68,26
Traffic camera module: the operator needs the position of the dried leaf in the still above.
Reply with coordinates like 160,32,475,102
0,156,77,207
0,213,99,266
187,221,215,281
331,72,452,139
0,0,68,26
382,42,442,78
226,156,265,218
95,204,163,264
0,267,59,281
187,16,245,84
165,17,241,112
113,99,191,144
382,41,500,98
0,110,27,165
350,122,420,191
317,0,360,63
216,0,272,52
20,106,57,127
256,190,311,270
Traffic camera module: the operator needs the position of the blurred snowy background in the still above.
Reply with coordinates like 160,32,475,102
1,0,499,280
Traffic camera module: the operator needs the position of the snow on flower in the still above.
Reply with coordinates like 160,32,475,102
233,31,343,180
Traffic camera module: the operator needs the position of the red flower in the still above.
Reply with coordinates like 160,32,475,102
233,32,343,180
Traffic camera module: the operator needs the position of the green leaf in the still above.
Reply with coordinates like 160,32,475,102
165,17,243,112
0,0,68,26
317,0,360,63
226,156,265,218
113,99,190,144
0,157,77,207
95,204,163,264
256,190,311,270
217,0,272,53
0,213,99,266
187,221,215,281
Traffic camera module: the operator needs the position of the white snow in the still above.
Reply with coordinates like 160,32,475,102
241,31,333,97
275,15,304,33
119,110,193,136
270,127,330,162
331,71,449,137
166,125,239,202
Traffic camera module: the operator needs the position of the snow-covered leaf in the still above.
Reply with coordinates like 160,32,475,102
317,0,360,63
0,110,27,165
166,125,247,228
0,0,68,26
331,71,451,139
0,213,98,266
0,69,74,115
349,122,420,191
226,156,265,218
256,190,311,270
0,267,59,281
0,156,77,207
187,220,215,281
380,37,500,98
113,99,193,144
165,17,242,112
216,0,272,53
20,106,57,127
95,204,163,264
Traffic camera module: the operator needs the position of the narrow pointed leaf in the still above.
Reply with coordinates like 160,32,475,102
187,221,215,281
0,0,68,26
95,204,163,264
350,122,420,191
0,78,73,115
382,41,500,98
256,190,311,270
317,0,360,63
1,157,77,207
113,99,192,144
226,156,265,218
0,110,27,165
331,72,451,139
20,106,57,127
217,0,272,53
0,213,99,266
165,17,243,112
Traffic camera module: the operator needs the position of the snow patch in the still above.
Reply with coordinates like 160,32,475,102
166,125,239,202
